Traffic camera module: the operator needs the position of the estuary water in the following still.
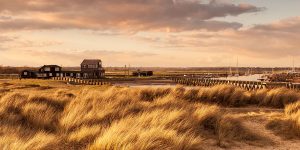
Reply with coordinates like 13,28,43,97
217,74,264,81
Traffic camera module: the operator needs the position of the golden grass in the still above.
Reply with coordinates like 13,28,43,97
0,82,276,149
171,85,300,108
266,101,300,139
253,88,300,108
285,101,300,115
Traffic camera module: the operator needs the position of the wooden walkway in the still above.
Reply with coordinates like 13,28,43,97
52,77,111,85
171,77,300,91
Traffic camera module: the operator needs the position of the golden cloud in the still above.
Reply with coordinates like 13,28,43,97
0,0,263,31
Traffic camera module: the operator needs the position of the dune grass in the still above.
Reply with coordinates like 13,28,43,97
171,85,300,108
0,82,281,149
266,101,300,139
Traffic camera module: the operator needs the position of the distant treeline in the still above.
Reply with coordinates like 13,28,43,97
0,66,37,74
0,65,296,74
0,66,81,74
106,67,296,74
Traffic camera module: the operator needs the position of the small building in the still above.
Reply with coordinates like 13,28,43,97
61,70,81,78
20,59,106,79
132,70,153,77
21,70,37,78
37,65,62,78
81,59,105,79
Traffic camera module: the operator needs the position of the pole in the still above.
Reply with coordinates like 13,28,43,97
124,65,127,77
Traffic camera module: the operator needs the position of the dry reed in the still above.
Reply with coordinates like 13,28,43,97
0,82,298,149
266,101,300,139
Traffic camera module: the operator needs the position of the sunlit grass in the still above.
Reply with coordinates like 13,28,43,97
0,81,299,149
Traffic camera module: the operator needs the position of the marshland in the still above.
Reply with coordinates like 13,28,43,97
1,1,300,149
0,79,299,150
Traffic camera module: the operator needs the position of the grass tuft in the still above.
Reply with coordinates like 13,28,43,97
1,82,296,149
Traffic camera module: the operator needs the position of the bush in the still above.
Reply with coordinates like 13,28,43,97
266,101,300,139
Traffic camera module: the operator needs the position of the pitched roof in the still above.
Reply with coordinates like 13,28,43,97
41,65,62,68
81,59,102,65
22,70,37,72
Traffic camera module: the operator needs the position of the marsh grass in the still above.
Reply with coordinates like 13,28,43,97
266,101,300,139
0,82,298,149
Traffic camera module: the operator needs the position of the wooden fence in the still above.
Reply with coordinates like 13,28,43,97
52,77,111,86
171,77,300,91
0,74,20,79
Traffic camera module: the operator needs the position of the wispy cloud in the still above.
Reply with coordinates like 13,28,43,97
0,49,157,66
0,0,263,32
1,0,299,67
0,35,17,42
134,16,300,58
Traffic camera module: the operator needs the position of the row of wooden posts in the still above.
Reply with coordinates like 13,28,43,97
172,77,300,91
52,77,111,85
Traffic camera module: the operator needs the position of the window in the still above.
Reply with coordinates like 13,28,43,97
49,73,53,76
76,73,81,78
84,73,88,78
23,72,28,75
55,67,60,71
56,73,60,76
84,64,99,68
45,67,50,71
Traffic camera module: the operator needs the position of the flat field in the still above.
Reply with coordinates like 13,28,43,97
0,79,299,149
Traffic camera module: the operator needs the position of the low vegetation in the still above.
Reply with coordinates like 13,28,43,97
0,81,299,149
171,85,300,108
266,101,300,139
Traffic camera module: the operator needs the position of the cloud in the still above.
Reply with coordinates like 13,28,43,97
253,16,300,33
9,39,63,48
0,0,263,32
0,49,157,66
228,17,300,57
0,15,11,20
0,35,16,42
135,16,300,58
0,19,71,31
0,35,18,51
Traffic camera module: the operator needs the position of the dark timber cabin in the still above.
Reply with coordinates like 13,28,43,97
81,59,105,79
21,70,37,78
132,70,153,77
37,65,62,78
20,59,106,79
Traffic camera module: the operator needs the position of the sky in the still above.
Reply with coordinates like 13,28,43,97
0,0,300,67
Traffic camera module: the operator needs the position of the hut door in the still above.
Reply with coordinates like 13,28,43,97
84,73,88,78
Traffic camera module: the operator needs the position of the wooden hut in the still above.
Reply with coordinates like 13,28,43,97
81,59,105,79
132,70,153,77
20,70,37,78
37,65,62,78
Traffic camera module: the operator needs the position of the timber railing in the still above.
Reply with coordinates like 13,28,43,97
0,74,20,79
171,77,300,91
52,77,111,85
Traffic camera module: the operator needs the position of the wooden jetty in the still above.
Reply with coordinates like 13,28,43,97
171,77,300,91
52,77,111,85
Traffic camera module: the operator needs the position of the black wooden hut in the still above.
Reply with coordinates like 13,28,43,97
37,65,62,78
20,70,37,78
81,59,105,79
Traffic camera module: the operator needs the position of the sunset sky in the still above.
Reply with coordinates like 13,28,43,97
0,0,300,67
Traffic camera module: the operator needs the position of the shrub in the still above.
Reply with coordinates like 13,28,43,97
266,101,300,139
